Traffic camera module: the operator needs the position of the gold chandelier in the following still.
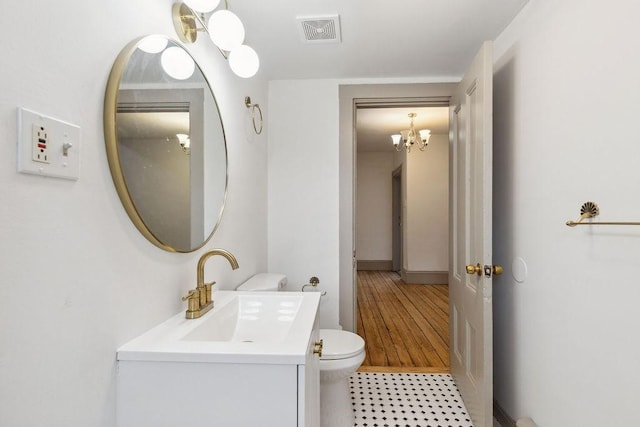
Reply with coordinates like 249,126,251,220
391,113,430,153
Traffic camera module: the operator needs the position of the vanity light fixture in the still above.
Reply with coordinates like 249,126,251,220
172,0,260,78
392,113,430,153
176,133,191,154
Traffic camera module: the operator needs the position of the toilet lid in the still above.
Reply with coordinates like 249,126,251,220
319,329,365,360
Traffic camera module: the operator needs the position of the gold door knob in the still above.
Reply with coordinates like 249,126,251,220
465,264,482,276
492,265,504,275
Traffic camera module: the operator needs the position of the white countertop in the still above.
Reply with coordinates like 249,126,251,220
117,291,321,365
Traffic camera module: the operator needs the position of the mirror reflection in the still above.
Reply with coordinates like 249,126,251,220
105,36,227,252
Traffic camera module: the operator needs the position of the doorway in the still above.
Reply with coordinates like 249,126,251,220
338,84,456,333
354,102,450,370
341,42,495,426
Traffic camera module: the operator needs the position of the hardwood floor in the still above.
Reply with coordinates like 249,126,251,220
356,270,450,372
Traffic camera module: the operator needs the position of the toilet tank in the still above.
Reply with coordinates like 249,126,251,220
236,273,287,291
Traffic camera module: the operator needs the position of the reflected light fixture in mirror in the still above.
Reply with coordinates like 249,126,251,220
161,46,196,80
172,0,260,78
138,35,168,53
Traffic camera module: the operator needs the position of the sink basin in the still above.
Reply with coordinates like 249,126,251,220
182,294,303,343
117,291,321,364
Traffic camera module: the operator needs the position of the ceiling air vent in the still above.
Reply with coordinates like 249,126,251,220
296,15,341,44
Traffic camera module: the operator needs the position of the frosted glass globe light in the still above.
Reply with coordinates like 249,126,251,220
176,133,191,150
419,129,431,143
183,0,220,13
208,10,245,51
229,45,259,78
138,35,168,54
161,47,196,80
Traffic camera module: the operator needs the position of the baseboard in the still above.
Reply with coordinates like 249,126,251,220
358,366,450,374
493,400,516,427
357,260,393,271
401,270,448,284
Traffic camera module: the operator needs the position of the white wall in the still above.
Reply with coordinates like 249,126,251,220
0,1,268,425
267,79,341,329
493,1,640,426
405,134,449,272
356,152,394,261
356,135,449,271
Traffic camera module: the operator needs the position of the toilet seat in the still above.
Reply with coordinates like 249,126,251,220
319,329,365,360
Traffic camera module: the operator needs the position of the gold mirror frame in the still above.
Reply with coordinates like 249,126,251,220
104,36,228,253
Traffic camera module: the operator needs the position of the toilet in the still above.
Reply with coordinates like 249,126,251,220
236,274,365,427
317,328,365,427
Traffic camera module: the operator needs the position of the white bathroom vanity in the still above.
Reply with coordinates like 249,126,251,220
116,291,321,426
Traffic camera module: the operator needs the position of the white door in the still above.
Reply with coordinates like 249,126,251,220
449,41,497,427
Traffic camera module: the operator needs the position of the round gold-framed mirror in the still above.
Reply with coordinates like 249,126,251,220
104,35,228,252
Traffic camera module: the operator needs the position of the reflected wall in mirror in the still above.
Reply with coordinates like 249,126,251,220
104,36,227,252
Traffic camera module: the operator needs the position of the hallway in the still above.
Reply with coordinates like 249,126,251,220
356,270,449,371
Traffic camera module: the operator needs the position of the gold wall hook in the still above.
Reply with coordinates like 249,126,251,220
566,201,599,226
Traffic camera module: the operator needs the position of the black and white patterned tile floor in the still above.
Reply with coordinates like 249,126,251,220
350,372,474,427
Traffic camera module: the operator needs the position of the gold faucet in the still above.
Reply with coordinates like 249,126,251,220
182,248,240,319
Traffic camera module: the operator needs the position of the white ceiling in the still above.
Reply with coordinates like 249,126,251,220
232,0,529,80
228,0,527,150
118,112,189,139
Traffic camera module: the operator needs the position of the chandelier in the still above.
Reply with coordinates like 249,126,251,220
391,113,431,153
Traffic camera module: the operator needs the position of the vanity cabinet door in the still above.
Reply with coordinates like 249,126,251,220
298,312,320,427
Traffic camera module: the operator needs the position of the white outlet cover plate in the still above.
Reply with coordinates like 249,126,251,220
17,107,80,180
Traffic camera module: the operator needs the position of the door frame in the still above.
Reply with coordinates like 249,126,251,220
338,83,456,332
391,165,402,273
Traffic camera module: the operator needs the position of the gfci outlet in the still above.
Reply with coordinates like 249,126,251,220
32,124,49,163
17,107,80,180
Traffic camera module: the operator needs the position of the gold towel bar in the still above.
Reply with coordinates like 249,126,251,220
567,220,640,227
566,201,640,227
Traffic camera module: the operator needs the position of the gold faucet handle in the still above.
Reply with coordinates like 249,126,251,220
182,289,197,301
204,281,216,304
182,289,200,312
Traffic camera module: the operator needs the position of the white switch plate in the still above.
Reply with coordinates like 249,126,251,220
17,107,80,180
